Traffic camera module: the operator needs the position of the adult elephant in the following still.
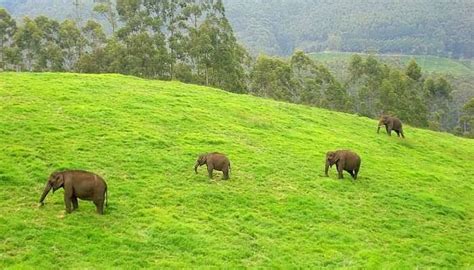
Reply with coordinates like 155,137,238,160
325,150,361,180
39,170,108,214
377,115,405,138
194,152,231,180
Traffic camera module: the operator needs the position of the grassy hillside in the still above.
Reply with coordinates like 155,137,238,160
0,73,473,268
309,52,474,77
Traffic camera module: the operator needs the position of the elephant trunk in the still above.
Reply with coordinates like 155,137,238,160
377,126,381,133
194,162,199,174
325,160,330,176
39,182,52,204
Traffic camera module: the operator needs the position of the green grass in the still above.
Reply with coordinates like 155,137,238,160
0,72,473,268
309,51,474,76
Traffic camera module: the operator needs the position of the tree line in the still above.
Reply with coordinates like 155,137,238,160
0,3,472,137
0,1,248,92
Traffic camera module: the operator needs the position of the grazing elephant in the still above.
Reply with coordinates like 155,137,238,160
39,170,108,214
195,152,231,180
377,115,405,138
325,150,361,180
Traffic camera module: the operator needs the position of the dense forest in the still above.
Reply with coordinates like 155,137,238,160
1,0,473,58
225,0,474,58
0,1,473,137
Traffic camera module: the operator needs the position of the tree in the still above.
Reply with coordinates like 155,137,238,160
82,20,106,51
405,59,422,81
0,8,16,70
250,55,294,101
34,16,62,71
77,20,107,73
424,76,452,130
290,50,347,109
59,20,85,71
114,0,170,78
93,0,118,33
459,98,474,137
15,17,42,71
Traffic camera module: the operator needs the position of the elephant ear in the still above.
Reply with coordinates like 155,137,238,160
52,173,64,191
326,151,332,158
197,154,207,165
333,152,341,163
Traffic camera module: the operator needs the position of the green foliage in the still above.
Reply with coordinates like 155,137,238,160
0,2,248,93
314,52,471,133
14,16,41,70
93,0,117,33
406,59,422,81
348,55,431,126
0,8,16,69
0,72,473,268
250,51,348,111
250,55,295,101
459,98,474,137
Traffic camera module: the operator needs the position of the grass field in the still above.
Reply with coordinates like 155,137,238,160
309,51,474,77
0,72,473,268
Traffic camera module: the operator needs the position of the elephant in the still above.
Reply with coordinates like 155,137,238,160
377,115,405,138
325,150,361,180
195,152,231,180
39,170,108,214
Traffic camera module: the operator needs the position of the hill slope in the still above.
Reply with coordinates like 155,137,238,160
0,73,473,268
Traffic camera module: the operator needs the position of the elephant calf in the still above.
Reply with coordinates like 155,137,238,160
39,170,108,214
377,115,404,138
195,152,231,180
325,150,361,180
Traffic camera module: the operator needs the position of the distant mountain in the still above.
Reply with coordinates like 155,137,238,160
0,0,99,24
1,0,473,58
224,0,474,58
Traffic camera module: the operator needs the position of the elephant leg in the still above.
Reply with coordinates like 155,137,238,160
207,165,214,179
387,127,392,136
354,168,359,180
64,195,73,213
72,197,79,210
94,199,104,215
223,167,229,180
64,184,73,213
337,164,344,179
337,170,344,179
395,130,400,137
336,161,345,179
400,130,405,138
348,170,355,178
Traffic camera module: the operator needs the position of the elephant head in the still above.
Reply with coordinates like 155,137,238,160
194,154,207,174
39,172,64,204
377,115,389,133
325,151,339,176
